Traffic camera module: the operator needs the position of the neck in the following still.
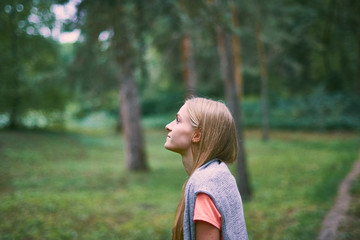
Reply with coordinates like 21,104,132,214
181,151,193,175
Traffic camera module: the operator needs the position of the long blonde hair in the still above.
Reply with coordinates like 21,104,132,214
172,97,238,240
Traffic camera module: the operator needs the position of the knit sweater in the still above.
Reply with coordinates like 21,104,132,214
183,159,248,240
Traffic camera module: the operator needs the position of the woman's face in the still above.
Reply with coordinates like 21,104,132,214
164,103,196,156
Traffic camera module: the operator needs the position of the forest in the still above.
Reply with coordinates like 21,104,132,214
1,0,359,132
1,0,360,239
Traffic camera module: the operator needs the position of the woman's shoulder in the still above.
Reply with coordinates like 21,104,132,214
194,159,231,177
189,159,235,190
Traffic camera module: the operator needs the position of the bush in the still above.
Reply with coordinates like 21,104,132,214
242,89,360,131
143,90,360,131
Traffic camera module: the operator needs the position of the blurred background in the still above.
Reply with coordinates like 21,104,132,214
1,0,359,132
0,0,360,239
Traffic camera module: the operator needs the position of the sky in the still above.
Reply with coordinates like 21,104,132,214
51,0,80,44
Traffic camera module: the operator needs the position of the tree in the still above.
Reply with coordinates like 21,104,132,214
231,3,243,99
178,1,198,97
4,2,21,129
212,0,252,199
260,0,360,97
0,0,68,129
113,4,147,171
254,0,269,141
180,33,197,97
74,0,148,171
216,26,252,199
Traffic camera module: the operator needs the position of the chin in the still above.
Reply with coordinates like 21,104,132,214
164,143,173,151
164,144,181,154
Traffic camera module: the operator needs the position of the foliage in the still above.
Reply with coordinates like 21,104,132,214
243,88,360,131
1,0,359,129
243,0,360,96
140,88,360,131
0,130,358,239
140,89,184,116
0,0,70,129
0,0,359,130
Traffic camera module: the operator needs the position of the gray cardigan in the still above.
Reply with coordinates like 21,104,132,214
183,159,248,240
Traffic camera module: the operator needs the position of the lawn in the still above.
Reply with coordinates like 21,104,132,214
0,129,359,240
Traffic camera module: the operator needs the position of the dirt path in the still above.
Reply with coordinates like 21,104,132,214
317,151,360,240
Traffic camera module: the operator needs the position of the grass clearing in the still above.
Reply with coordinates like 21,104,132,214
0,129,359,239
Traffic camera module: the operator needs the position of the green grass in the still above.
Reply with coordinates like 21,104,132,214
0,129,359,240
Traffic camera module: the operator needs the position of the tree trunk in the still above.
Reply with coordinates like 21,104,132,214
116,107,122,133
231,7,243,99
216,27,252,200
357,12,360,95
254,2,269,141
181,33,197,97
135,0,149,93
114,13,148,171
8,6,21,129
117,62,148,171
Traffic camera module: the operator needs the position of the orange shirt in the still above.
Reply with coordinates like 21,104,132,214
193,193,223,239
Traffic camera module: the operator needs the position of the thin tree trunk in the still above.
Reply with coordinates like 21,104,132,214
181,33,197,97
357,12,360,95
117,63,148,171
135,0,149,92
8,6,20,129
254,1,269,141
231,7,243,99
216,27,251,200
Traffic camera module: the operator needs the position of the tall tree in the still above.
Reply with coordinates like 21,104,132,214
6,3,21,129
358,12,360,95
113,4,147,171
0,0,67,129
180,33,197,97
216,26,251,199
74,0,148,171
209,0,251,199
178,1,199,97
254,0,269,141
218,1,251,198
231,3,243,99
134,0,149,94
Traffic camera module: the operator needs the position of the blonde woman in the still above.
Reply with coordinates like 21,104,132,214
165,97,248,240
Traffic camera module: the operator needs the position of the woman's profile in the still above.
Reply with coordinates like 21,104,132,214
165,97,248,240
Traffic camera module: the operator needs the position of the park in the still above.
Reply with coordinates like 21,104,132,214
1,0,360,239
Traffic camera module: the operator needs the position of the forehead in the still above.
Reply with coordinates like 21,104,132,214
178,103,189,117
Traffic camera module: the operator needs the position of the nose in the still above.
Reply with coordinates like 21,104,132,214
165,121,173,132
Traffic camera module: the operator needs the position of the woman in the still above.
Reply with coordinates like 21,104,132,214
165,97,248,240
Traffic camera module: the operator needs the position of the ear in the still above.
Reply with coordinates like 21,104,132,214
192,130,201,143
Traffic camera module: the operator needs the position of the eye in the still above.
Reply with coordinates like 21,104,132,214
175,116,179,123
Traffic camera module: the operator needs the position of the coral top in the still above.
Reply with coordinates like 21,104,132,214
193,193,223,239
